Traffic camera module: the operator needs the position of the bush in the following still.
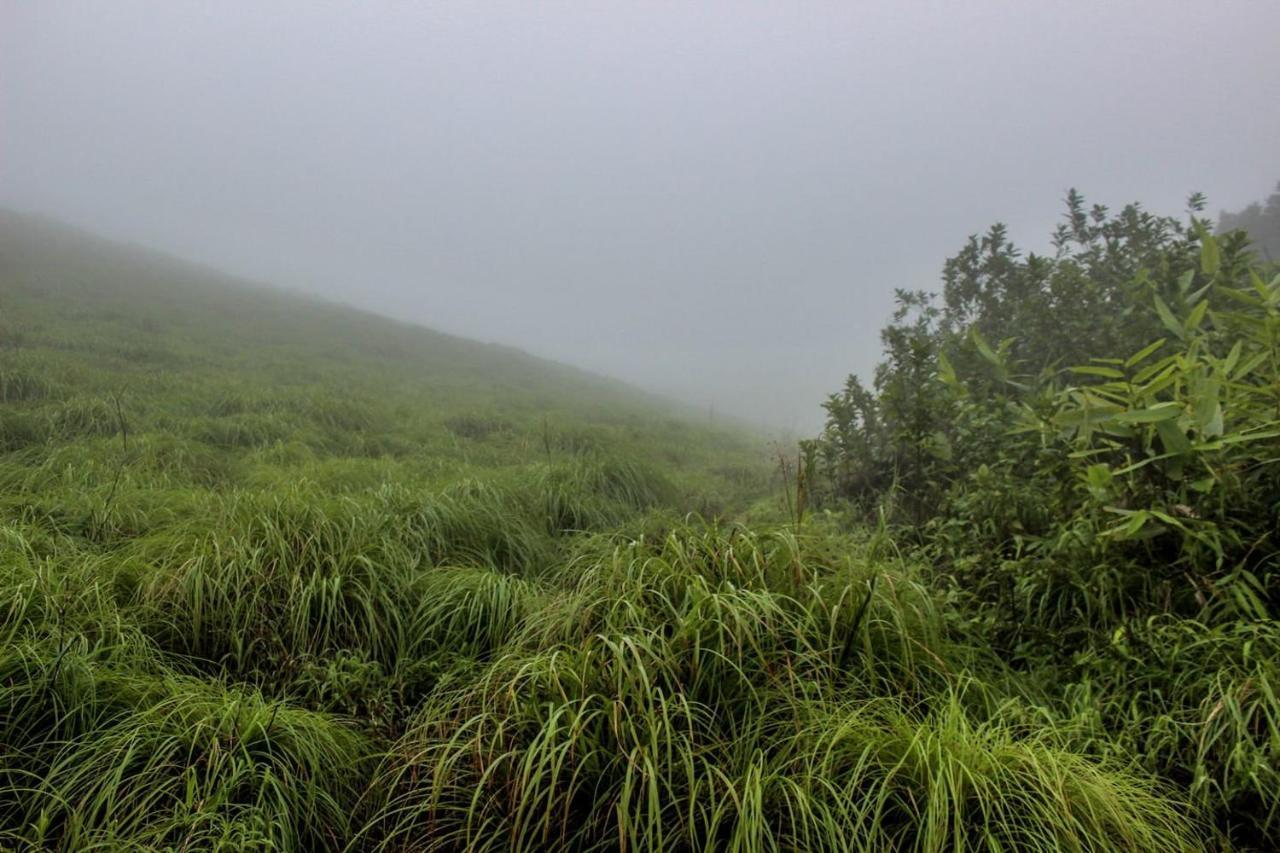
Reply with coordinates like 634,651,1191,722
806,192,1280,846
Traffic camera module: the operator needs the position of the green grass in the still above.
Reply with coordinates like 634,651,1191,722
0,211,1219,850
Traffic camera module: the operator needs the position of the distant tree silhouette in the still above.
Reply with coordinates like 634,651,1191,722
1218,181,1280,261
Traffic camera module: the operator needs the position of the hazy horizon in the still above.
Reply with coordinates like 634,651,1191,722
4,2,1278,431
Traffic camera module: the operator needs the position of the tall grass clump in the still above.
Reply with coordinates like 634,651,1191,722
359,520,1200,851
0,366,59,402
1,644,370,851
773,695,1200,852
1065,616,1280,846
46,397,122,440
130,488,428,680
126,467,657,689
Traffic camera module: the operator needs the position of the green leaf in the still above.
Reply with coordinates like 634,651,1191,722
1186,282,1212,306
1199,231,1220,275
1250,269,1280,306
1154,418,1192,455
1220,287,1264,308
1084,463,1112,499
1071,365,1125,379
1233,351,1269,381
971,329,1000,366
1186,299,1209,332
1191,378,1223,438
1251,270,1271,300
1221,340,1243,377
1200,405,1224,439
1190,476,1216,494
1182,298,1203,333
1153,295,1186,341
1124,338,1166,369
1214,428,1280,445
1139,372,1178,398
1105,510,1167,541
1132,358,1176,385
1115,403,1182,423
1114,453,1176,476
937,350,958,386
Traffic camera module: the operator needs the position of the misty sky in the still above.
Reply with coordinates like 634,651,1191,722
3,2,1278,432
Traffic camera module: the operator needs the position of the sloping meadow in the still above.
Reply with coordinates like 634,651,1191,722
0,497,1204,850
0,214,1213,850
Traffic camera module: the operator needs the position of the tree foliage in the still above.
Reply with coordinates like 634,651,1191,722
1219,180,1280,262
809,190,1280,846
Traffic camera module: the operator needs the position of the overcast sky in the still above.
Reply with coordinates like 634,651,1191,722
3,2,1278,431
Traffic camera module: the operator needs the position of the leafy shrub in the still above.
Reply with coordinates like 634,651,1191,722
807,191,1280,846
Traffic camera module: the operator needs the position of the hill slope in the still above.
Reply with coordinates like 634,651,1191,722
0,211,782,849
0,209,766,503
0,211,1209,851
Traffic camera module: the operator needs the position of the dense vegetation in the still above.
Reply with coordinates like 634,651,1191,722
808,190,1280,849
1,194,1276,851
1220,182,1280,262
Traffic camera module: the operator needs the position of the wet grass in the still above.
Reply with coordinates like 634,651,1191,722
0,212,1220,849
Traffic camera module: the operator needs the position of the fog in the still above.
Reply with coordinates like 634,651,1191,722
3,2,1278,432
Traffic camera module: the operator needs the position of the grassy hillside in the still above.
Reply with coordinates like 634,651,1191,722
0,211,1219,851
0,212,767,847
0,211,766,501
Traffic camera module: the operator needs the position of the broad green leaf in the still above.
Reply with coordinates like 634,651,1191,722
1154,418,1192,455
1191,378,1223,438
1149,509,1188,529
1220,287,1264,309
1115,403,1182,423
1250,269,1278,304
1124,338,1166,369
971,328,1001,367
1133,358,1176,385
937,350,958,386
1071,365,1125,379
1122,511,1149,538
1139,372,1178,398
1233,351,1269,381
1105,510,1167,541
1190,476,1216,493
1084,463,1112,499
1221,340,1243,377
1153,295,1185,340
1199,231,1220,275
1187,299,1209,332
1201,405,1224,439
1186,282,1211,306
